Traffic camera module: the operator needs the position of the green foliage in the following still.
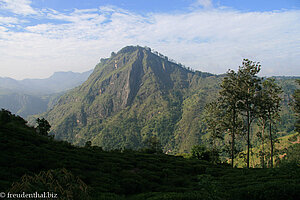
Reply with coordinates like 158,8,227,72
85,141,92,148
258,78,282,120
198,174,226,200
0,108,13,124
191,145,220,164
203,102,224,147
191,145,210,161
256,78,283,168
8,168,90,200
130,191,224,200
279,142,300,167
142,136,163,154
36,118,51,136
204,59,287,168
236,59,263,168
216,67,244,167
0,111,299,200
0,108,27,125
293,79,300,133
234,133,300,168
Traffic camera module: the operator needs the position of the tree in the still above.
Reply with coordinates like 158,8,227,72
203,102,224,163
191,145,211,161
36,118,51,136
205,59,262,168
256,78,282,168
218,69,241,167
293,79,300,133
143,136,162,154
85,141,92,148
263,79,282,168
236,59,262,168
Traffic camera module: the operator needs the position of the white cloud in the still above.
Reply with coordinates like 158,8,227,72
0,0,37,15
0,16,21,25
0,6,300,79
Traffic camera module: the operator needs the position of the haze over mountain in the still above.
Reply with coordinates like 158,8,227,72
0,70,93,95
0,70,93,118
38,46,298,153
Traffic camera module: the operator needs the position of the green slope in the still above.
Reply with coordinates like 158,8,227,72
1,110,300,200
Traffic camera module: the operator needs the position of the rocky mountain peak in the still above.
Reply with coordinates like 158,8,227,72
40,46,219,152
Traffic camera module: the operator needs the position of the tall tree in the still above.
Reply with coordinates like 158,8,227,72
256,87,268,168
203,102,224,151
203,102,224,163
257,78,282,168
206,59,261,168
218,69,241,167
264,79,282,168
236,59,262,168
293,79,300,133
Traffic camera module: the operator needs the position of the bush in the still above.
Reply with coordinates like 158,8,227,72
8,168,90,200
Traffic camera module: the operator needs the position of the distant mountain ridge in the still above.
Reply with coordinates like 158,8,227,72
0,70,93,118
0,70,93,95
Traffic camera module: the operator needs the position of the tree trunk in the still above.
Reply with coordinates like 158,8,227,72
269,122,273,168
247,110,250,168
231,108,236,168
261,119,265,168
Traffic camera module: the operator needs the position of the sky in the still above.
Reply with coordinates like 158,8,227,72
0,0,299,80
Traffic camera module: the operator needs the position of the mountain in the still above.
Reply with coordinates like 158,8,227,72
40,46,218,152
40,46,299,153
0,70,93,118
0,93,48,118
0,70,93,95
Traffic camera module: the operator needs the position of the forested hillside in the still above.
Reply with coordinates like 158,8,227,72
38,46,299,154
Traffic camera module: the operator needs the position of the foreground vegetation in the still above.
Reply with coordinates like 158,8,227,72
0,109,299,199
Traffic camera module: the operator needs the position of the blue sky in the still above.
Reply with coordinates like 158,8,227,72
0,0,299,79
31,0,300,13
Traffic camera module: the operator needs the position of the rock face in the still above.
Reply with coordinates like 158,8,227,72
40,46,219,152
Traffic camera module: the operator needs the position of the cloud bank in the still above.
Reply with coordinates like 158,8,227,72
0,0,299,79
0,0,37,15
